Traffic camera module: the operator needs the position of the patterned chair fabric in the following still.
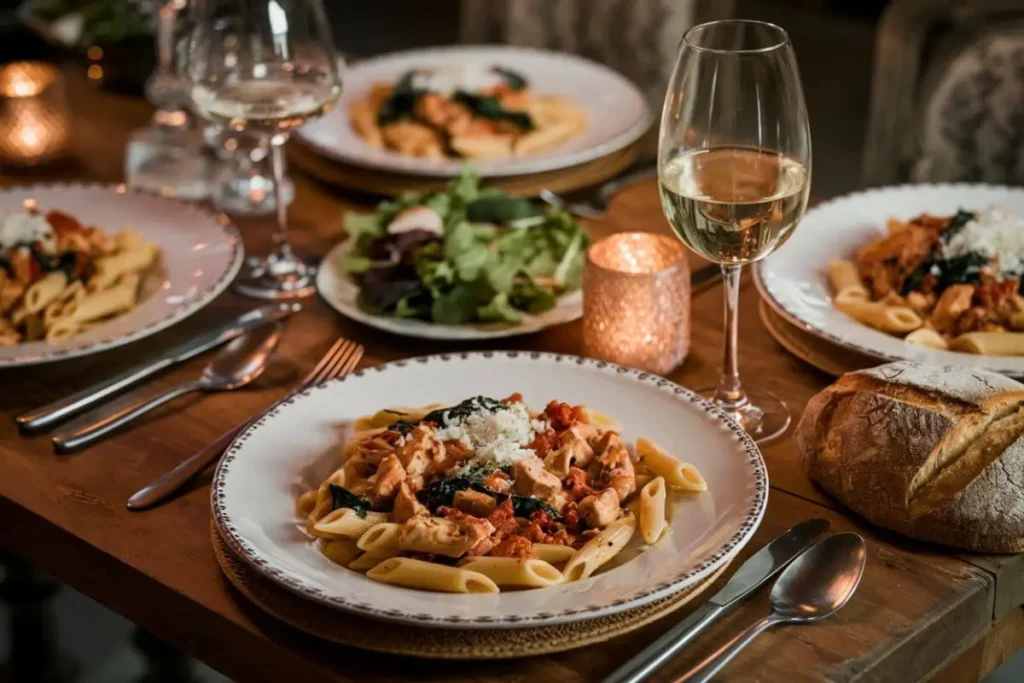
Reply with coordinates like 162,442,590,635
864,0,1024,186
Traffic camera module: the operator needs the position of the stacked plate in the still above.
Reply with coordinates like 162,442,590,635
210,352,768,634
757,183,1024,378
291,45,653,196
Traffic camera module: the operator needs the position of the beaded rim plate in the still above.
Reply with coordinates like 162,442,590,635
295,45,652,178
0,184,242,368
315,239,582,340
211,352,768,629
757,183,1024,377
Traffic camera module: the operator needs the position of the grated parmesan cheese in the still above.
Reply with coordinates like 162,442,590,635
436,402,538,468
945,207,1024,275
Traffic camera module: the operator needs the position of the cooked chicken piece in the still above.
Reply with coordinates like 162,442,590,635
589,433,636,502
563,466,598,502
544,425,596,477
398,515,494,558
488,535,535,559
392,481,428,523
578,488,622,529
856,221,941,298
931,284,975,333
453,489,497,517
483,468,513,494
397,426,446,479
513,457,569,510
372,454,406,501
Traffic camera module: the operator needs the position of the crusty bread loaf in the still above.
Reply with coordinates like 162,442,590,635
796,361,1024,552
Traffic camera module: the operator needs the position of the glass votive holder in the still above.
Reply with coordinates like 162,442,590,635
583,232,691,374
0,62,71,167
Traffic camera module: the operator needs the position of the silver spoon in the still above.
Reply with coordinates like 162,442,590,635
677,532,867,683
52,324,283,453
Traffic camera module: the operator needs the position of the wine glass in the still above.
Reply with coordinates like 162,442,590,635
658,20,811,442
186,0,341,299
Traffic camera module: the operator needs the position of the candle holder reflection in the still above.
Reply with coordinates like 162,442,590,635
0,62,71,167
582,232,691,374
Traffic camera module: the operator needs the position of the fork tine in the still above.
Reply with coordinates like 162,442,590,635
327,345,363,382
312,341,357,385
302,337,346,386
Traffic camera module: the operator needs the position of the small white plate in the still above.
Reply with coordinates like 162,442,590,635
0,184,242,368
211,352,768,629
296,45,652,178
316,239,582,340
757,183,1024,376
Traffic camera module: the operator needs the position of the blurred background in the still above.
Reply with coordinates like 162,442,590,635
1,0,1022,680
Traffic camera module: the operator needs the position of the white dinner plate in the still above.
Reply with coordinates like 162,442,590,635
0,184,242,368
757,183,1024,377
296,45,652,178
316,239,582,340
211,352,767,629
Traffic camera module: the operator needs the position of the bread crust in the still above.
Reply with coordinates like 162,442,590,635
797,361,1024,553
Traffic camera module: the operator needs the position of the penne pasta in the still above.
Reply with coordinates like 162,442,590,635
562,515,636,582
45,318,82,343
638,477,667,545
68,279,137,324
532,543,577,565
356,522,403,558
296,489,319,518
22,313,44,342
320,538,361,567
114,227,145,251
834,298,922,334
949,332,1024,356
581,407,623,433
312,508,387,540
905,328,949,350
24,271,67,313
90,242,157,290
347,552,388,573
366,557,499,594
826,259,869,302
458,557,565,588
635,438,707,492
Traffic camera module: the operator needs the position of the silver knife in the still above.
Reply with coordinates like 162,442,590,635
15,303,301,433
602,518,831,683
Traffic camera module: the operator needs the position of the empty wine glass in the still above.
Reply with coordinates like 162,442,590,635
658,20,811,441
186,0,341,299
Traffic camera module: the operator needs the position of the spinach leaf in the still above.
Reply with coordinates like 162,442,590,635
492,67,528,90
509,279,557,314
30,247,78,278
377,71,422,124
328,484,371,518
466,195,541,223
511,495,562,521
452,91,534,130
422,396,503,426
940,210,976,244
416,476,487,511
388,420,417,436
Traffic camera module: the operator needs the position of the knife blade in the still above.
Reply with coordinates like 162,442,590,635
15,302,300,433
602,518,830,683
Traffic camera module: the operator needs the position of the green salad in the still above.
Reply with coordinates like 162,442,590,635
341,169,589,325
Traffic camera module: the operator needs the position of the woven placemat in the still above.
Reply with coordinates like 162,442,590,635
211,522,729,659
288,140,639,198
759,300,880,377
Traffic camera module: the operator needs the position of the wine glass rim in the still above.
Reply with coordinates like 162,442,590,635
683,19,791,55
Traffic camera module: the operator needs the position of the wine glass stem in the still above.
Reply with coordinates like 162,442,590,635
715,264,749,410
268,132,294,260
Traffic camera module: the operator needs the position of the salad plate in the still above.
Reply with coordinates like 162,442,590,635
317,170,586,340
0,184,242,368
211,352,767,629
296,45,651,178
757,183,1024,376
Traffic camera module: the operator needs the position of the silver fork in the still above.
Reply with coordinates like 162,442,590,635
126,337,364,511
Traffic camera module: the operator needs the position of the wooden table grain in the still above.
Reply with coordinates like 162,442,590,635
1,70,1023,683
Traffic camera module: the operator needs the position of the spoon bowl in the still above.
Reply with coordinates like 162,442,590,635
770,532,867,622
197,327,282,391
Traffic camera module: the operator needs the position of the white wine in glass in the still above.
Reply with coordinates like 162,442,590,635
659,21,811,442
187,0,341,299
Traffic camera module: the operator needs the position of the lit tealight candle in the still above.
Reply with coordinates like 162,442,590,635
0,62,71,166
582,232,691,374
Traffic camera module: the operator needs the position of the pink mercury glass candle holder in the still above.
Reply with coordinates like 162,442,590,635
583,232,691,374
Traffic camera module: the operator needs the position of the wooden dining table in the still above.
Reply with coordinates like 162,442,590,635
2,69,1024,683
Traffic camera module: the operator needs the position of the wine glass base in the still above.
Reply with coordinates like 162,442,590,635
233,253,318,300
693,387,791,444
